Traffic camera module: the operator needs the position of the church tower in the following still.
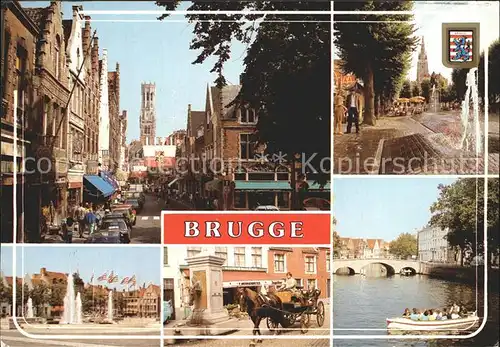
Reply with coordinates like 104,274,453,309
416,36,429,85
140,82,156,146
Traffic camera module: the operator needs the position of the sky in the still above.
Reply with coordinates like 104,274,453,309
0,246,161,289
22,1,246,143
334,1,500,82
332,177,460,241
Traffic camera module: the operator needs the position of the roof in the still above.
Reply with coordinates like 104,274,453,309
23,7,47,28
366,239,378,250
220,85,241,119
42,270,67,281
302,248,319,254
189,111,205,135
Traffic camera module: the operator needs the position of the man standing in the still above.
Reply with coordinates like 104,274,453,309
345,84,362,134
84,208,98,235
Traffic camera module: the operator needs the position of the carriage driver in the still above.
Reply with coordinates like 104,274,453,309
279,272,297,291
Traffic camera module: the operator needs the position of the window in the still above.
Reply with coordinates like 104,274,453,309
234,192,246,209
326,252,331,272
295,278,303,287
187,247,201,258
215,247,227,265
307,279,317,290
274,254,285,273
234,247,246,267
15,44,27,123
240,134,255,160
305,255,316,274
164,248,168,265
277,192,289,208
55,35,61,79
251,247,262,267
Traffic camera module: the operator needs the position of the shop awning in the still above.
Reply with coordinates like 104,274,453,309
99,171,120,190
307,181,330,191
168,178,180,187
234,181,291,192
83,175,115,198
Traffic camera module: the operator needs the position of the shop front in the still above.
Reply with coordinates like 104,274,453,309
83,175,115,204
67,171,83,206
233,181,291,210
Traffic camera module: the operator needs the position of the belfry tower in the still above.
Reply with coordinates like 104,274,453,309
416,36,429,85
140,82,156,146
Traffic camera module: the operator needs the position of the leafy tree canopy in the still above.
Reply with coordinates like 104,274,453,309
156,1,330,182
389,233,417,259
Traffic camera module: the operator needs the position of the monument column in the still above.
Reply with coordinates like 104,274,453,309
186,249,229,324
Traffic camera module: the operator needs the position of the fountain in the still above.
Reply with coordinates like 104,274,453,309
430,84,439,113
459,67,482,154
26,297,34,318
60,273,83,324
107,290,113,322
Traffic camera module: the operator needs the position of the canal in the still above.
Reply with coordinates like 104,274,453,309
333,273,499,347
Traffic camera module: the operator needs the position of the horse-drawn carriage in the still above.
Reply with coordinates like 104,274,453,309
266,287,325,333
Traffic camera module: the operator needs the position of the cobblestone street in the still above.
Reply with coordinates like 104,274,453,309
334,112,487,174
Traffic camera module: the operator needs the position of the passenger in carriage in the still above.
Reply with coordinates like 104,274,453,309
279,272,297,291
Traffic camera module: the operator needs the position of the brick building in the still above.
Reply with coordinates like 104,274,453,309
177,82,330,210
337,237,389,259
1,0,40,242
119,110,128,172
107,63,121,172
121,284,161,318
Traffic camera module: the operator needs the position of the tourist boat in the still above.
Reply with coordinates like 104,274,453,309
400,269,413,276
386,313,479,331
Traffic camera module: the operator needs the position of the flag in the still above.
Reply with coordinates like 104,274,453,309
128,275,137,286
108,273,118,283
90,273,94,284
121,277,130,285
97,272,107,281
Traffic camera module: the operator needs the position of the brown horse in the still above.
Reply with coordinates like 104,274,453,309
235,287,285,343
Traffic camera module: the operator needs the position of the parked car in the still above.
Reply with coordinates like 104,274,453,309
110,204,136,226
85,230,129,244
124,198,141,213
99,215,132,241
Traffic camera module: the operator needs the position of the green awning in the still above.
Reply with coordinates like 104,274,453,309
235,181,291,191
307,181,330,191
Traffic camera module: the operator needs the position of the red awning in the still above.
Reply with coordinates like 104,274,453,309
144,157,176,168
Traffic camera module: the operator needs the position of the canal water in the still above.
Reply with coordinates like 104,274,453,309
333,274,499,347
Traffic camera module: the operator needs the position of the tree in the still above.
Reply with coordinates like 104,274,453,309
30,282,51,315
412,83,421,97
49,286,65,308
334,1,417,125
429,179,487,266
487,178,499,261
400,80,412,98
478,39,500,110
0,280,11,305
156,2,330,185
451,68,469,101
420,78,431,103
389,233,417,259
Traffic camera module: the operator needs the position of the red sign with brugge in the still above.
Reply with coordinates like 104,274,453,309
162,212,330,244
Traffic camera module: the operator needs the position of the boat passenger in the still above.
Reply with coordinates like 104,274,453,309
428,309,436,321
420,310,430,321
403,308,411,317
435,310,443,320
442,308,450,319
409,308,419,321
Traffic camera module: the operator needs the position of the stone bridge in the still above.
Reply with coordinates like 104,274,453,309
333,258,421,275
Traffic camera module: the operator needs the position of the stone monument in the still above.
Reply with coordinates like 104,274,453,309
186,248,229,325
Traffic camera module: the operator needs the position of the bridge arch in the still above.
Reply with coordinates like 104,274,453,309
400,266,417,276
335,267,355,276
360,262,396,277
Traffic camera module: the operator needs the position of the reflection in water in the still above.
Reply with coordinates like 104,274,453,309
333,275,499,347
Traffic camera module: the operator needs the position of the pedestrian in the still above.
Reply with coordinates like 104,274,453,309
65,216,74,243
345,84,362,134
84,208,98,235
334,91,347,135
76,204,86,238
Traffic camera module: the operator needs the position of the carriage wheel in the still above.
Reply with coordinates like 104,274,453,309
300,312,309,334
266,317,278,331
316,301,325,327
